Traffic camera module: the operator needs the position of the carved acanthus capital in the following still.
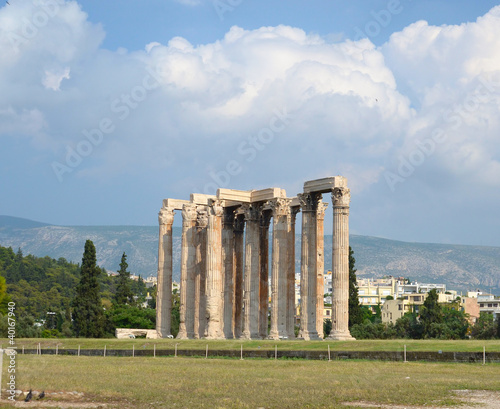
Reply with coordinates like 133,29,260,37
241,203,261,222
181,203,197,226
196,207,208,229
298,192,321,212
268,197,291,218
331,187,351,207
316,201,329,220
208,199,224,218
158,207,175,226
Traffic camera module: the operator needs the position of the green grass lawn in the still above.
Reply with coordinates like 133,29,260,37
5,354,500,408
4,338,500,353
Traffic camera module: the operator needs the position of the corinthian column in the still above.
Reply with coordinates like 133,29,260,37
327,187,355,340
177,203,197,339
193,208,208,338
259,211,271,339
156,207,175,338
233,215,245,338
222,209,235,339
241,204,261,339
298,193,321,340
269,198,290,340
205,200,224,339
316,201,328,338
286,207,299,339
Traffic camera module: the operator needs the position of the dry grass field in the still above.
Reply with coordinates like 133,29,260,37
1,352,499,409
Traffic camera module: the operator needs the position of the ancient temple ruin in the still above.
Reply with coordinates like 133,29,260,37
156,176,354,340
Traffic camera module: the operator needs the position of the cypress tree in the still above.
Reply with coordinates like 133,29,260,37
72,240,105,338
115,252,134,306
419,289,442,338
348,246,364,327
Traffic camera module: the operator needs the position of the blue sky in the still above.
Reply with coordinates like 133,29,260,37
1,0,500,247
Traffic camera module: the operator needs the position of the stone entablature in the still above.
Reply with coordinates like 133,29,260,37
156,176,354,340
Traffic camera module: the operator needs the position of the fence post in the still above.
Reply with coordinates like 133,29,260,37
240,344,243,360
133,345,135,358
404,345,407,363
78,345,80,357
275,345,277,360
205,344,208,359
104,345,106,358
483,346,486,365
328,345,331,362
154,344,156,358
175,343,178,358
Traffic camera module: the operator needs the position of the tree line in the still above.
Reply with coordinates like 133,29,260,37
325,247,500,340
0,241,161,338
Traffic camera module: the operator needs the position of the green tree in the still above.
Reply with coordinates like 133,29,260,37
71,240,105,338
419,289,442,338
471,312,496,339
348,246,363,328
114,252,134,306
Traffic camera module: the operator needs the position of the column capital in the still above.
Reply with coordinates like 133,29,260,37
182,203,198,226
298,192,321,212
331,187,350,207
196,207,208,229
208,199,224,217
158,207,175,226
316,201,329,220
268,198,291,218
242,203,261,222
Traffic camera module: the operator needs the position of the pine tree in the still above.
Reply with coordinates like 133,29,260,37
71,240,105,338
115,252,134,306
348,246,364,328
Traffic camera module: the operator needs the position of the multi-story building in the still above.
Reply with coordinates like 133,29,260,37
357,277,397,311
471,293,500,320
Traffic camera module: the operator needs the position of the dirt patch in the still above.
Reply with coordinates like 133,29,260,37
342,390,500,409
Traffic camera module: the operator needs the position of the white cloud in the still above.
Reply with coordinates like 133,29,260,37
42,66,70,90
1,2,500,243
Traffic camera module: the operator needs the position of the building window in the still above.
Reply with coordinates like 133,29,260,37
398,305,402,311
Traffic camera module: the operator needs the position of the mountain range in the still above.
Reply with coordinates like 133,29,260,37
1,215,499,294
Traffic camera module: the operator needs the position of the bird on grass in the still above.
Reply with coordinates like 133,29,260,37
24,389,33,402
38,391,45,400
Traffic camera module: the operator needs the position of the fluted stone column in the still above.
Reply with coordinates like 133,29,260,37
156,207,175,338
241,204,261,339
205,200,224,339
298,193,321,340
327,187,355,340
269,198,290,339
193,209,208,338
286,207,299,339
316,201,328,338
233,215,245,338
259,211,271,339
222,210,235,339
177,203,197,339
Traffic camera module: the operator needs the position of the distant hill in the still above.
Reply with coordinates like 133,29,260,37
0,216,499,294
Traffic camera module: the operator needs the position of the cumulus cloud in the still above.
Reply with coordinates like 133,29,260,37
1,1,500,243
